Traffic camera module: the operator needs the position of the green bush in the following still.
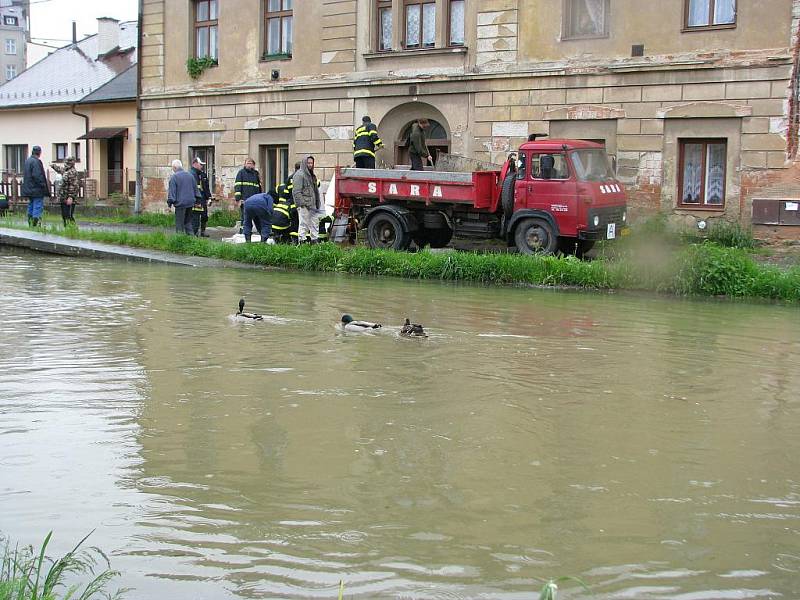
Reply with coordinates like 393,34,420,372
705,220,757,249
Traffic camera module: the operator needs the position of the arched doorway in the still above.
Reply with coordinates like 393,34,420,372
376,102,452,168
395,119,450,167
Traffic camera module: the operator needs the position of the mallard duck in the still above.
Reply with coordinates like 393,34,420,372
400,318,427,337
341,314,381,332
236,298,263,320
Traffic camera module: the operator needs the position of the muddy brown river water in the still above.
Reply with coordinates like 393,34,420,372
1,248,799,599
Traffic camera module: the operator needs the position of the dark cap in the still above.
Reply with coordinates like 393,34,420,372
362,115,371,123
32,145,41,154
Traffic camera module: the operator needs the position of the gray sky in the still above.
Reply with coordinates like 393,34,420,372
28,0,137,65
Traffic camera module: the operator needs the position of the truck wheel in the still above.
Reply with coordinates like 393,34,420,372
514,218,557,255
367,213,411,250
501,172,515,219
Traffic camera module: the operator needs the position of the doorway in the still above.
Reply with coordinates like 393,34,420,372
106,137,123,195
261,145,289,193
189,146,215,192
395,120,450,167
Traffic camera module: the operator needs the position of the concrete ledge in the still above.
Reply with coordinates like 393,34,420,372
0,227,254,269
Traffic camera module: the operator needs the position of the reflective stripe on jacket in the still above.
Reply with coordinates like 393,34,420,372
353,123,384,158
234,168,262,200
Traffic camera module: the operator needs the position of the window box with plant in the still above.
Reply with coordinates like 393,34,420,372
186,56,218,79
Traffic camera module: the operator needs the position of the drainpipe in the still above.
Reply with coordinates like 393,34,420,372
134,0,143,214
71,103,90,173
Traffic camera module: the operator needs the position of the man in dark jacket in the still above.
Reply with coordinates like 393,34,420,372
167,159,199,234
190,156,212,237
409,118,433,171
21,146,51,227
234,158,262,232
353,115,384,169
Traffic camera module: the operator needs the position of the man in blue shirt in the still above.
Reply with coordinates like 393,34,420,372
242,190,276,243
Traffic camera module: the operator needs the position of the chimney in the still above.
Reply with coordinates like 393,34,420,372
96,16,120,57
72,21,76,44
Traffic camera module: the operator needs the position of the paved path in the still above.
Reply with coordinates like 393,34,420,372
0,227,255,269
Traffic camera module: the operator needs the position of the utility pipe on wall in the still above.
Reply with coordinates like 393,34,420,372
134,0,143,214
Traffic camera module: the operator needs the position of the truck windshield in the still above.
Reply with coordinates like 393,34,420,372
570,149,614,182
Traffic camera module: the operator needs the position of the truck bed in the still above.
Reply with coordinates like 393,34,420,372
340,168,478,184
336,167,500,210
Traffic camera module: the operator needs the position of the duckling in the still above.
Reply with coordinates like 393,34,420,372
341,314,381,332
400,318,427,338
236,297,263,320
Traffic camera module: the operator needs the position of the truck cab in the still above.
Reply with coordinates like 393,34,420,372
503,139,627,255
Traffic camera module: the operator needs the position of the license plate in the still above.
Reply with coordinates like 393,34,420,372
606,223,616,239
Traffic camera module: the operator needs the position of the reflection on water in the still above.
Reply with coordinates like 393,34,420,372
1,248,799,599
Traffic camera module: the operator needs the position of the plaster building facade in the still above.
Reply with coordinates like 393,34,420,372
139,0,800,228
0,18,137,201
0,0,28,83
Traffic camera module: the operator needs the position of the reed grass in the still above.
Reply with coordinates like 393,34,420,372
1,531,124,600
5,223,800,302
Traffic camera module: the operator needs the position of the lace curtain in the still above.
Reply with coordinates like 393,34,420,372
570,0,605,37
682,144,703,204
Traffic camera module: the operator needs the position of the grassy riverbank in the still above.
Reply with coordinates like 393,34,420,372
1,532,123,600
6,221,799,302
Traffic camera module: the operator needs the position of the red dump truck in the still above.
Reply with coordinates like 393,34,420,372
334,138,628,255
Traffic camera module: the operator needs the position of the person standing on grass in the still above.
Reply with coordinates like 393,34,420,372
167,159,199,235
21,145,50,227
408,118,434,171
292,155,323,244
51,157,79,227
234,158,262,232
190,156,212,237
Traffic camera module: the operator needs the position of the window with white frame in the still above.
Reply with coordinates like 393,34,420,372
3,16,18,26
563,0,609,39
5,38,16,54
5,64,15,80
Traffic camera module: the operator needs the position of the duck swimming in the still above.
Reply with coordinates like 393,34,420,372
341,314,381,332
236,298,263,320
400,318,427,337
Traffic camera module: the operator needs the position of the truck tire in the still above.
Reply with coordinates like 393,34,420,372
367,212,411,250
514,218,557,255
501,172,515,219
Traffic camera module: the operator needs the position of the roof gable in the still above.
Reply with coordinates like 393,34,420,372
0,21,137,108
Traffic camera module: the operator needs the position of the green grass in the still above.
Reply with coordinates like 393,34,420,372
7,222,800,302
1,531,124,600
119,210,238,229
